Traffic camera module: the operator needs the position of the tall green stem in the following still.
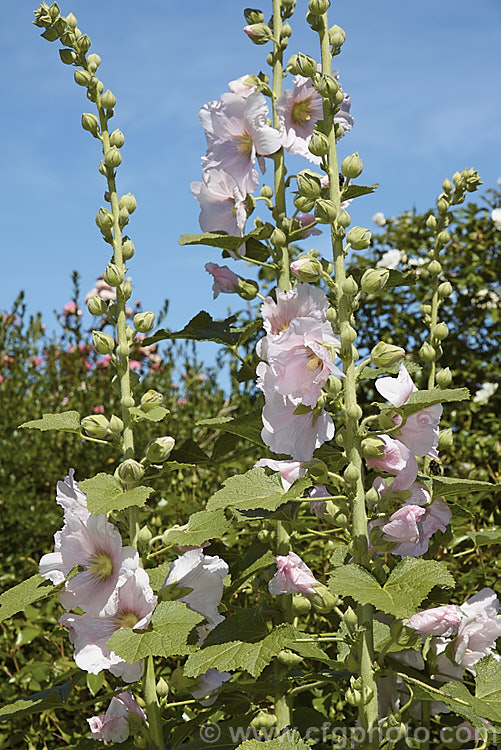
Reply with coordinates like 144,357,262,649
317,11,378,742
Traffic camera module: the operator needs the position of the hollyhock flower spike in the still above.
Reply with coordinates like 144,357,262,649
87,691,145,743
269,551,318,596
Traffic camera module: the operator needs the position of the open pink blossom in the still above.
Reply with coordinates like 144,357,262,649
257,361,334,461
88,691,145,743
269,551,318,596
375,364,442,458
390,499,451,557
254,458,305,491
60,567,157,682
191,669,232,706
191,169,247,237
228,74,256,98
200,92,282,194
205,262,241,298
54,469,90,521
455,588,501,672
366,435,418,491
162,548,229,631
407,605,463,638
261,283,330,340
381,505,426,544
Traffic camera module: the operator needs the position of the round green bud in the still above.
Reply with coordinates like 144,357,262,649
310,584,338,613
108,415,124,438
250,712,277,730
329,24,346,48
325,374,342,395
117,458,144,484
81,112,100,136
365,486,379,506
308,0,330,14
295,52,317,78
442,178,453,193
344,462,360,484
156,677,169,699
326,306,337,326
141,389,164,410
277,649,303,667
119,207,129,226
74,69,91,87
125,325,135,341
281,22,292,39
95,207,113,233
437,230,451,246
101,89,116,109
308,129,329,157
81,414,110,439
66,12,77,28
346,402,363,420
340,321,357,345
341,152,363,179
244,8,265,24
104,147,122,168
237,278,259,301
138,525,152,547
122,238,135,260
87,53,101,72
337,209,351,228
437,197,449,214
346,226,371,250
92,330,115,355
134,311,155,333
145,436,175,463
426,214,437,230
315,73,340,100
260,185,273,199
342,276,359,296
335,431,345,446
292,594,312,615
314,198,337,224
361,267,389,293
103,262,124,287
427,260,442,276
361,437,385,459
438,427,453,451
294,195,315,213
122,279,132,299
419,342,436,362
438,281,453,298
109,129,125,148
87,295,107,316
270,227,286,246
434,322,449,340
436,367,452,388
297,171,321,199
119,193,137,214
420,303,432,315
370,341,405,367
291,256,323,283
59,48,77,65
244,22,273,44
77,34,91,53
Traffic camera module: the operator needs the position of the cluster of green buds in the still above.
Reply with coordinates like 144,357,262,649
81,413,123,441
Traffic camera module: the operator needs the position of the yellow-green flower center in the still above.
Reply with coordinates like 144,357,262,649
88,552,114,580
306,348,322,371
291,99,313,127
237,132,253,157
114,611,140,629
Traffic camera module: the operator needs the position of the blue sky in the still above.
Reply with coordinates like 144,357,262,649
1,0,500,349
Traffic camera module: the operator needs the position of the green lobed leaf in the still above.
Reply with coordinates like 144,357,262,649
169,438,212,466
197,413,265,448
206,468,312,513
0,681,72,720
179,231,246,252
161,508,231,548
398,387,470,419
466,529,501,546
143,312,261,348
236,731,314,749
184,623,297,678
475,657,501,709
147,562,172,592
432,476,498,499
0,574,53,623
329,559,454,618
341,183,379,201
79,473,154,514
129,404,169,422
358,360,421,381
18,410,81,433
203,607,269,647
106,601,203,662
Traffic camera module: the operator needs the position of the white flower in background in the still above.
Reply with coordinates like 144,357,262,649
376,249,402,269
490,207,501,230
372,212,386,226
473,382,498,403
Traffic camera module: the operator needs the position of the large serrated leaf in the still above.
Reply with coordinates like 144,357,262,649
161,508,231,548
358,361,420,381
18,410,81,432
197,413,264,448
0,575,54,623
399,388,470,419
329,559,454,618
341,183,379,201
466,529,501,546
203,607,269,647
236,731,314,749
143,312,260,348
184,624,296,678
206,468,311,513
179,231,246,252
106,601,203,662
0,681,72,720
432,476,498,499
129,405,169,422
79,473,154,514
169,439,211,466
475,657,501,709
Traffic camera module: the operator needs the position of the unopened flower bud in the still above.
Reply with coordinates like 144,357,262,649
290,256,323,283
122,279,132,299
81,112,100,136
122,238,135,260
141,389,164,410
104,146,122,168
295,53,318,78
103,262,124,287
437,230,450,246
329,24,346,49
260,185,273,198
145,436,175,463
434,322,449,340
237,278,259,301
365,486,379,506
346,226,371,250
66,12,77,28
420,303,432,315
370,341,405,367
341,153,363,179
310,584,338,614
281,22,292,39
419,342,436,362
426,214,437,230
244,8,265,24
325,374,342,395
294,195,315,213
297,172,321,199
361,268,389,293
92,330,115,355
344,462,360,485
77,34,91,53
108,415,124,438
342,276,358,296
442,178,453,193
463,168,482,192
361,437,385,459
315,198,337,224
326,306,337,326
134,311,155,333
292,594,311,615
315,74,339,100
346,403,362,420
270,227,286,246
427,260,442,276
277,649,303,667
109,129,125,148
117,458,144,484
156,677,169,698
438,427,453,451
436,367,452,388
100,89,116,109
438,281,452,298
87,52,101,71
308,130,329,157
308,0,330,14
81,414,110,439
95,207,113,233
59,48,77,65
87,295,106,316
74,69,91,87
119,207,129,226
119,193,137,214
250,711,277,730
340,321,357,345
244,23,272,44
137,525,152,547
437,197,449,214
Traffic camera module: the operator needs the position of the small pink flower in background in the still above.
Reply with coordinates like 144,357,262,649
254,458,305,491
269,551,318,596
162,548,229,632
366,435,418,491
60,568,157,682
62,301,83,317
205,262,241,298
97,355,112,368
129,360,141,371
191,169,247,237
91,405,105,414
0,375,3,384
85,277,117,304
87,691,145,743
407,605,463,638
29,357,43,367
191,669,232,706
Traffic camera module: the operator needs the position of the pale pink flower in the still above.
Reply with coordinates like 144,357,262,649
366,435,418,491
390,499,451,557
269,551,318,596
54,469,89,521
91,405,105,414
254,458,305,491
62,301,83,317
407,605,463,638
261,283,330,339
87,691,145,743
85,277,116,304
309,485,330,517
60,568,156,682
191,669,232,706
257,361,335,461
129,360,141,371
455,588,501,672
381,505,426,544
375,364,443,458
228,74,256,98
162,548,229,631
205,262,241,298
191,169,247,237
294,214,322,239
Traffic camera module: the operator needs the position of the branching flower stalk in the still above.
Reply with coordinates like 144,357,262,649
315,3,379,740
